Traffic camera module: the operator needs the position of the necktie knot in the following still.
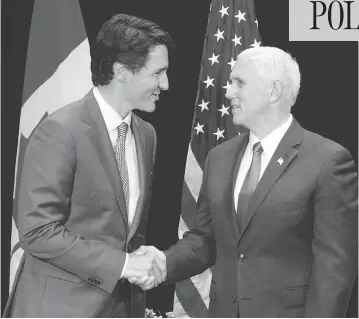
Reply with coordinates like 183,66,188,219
253,142,263,154
117,122,128,138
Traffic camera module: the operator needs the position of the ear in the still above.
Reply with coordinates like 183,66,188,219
269,80,283,103
113,62,127,82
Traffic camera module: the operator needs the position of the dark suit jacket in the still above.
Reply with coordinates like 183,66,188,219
166,119,358,317
4,91,157,317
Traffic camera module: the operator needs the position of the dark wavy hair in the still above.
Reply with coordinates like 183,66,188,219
91,14,174,86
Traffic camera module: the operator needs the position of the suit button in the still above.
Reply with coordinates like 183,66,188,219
89,278,101,286
88,277,102,285
231,296,238,303
238,253,245,262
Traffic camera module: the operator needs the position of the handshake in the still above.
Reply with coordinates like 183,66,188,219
122,246,167,290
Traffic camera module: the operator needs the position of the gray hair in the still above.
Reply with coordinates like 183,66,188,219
240,47,301,107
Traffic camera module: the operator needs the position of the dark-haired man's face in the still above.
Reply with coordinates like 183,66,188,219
124,44,169,112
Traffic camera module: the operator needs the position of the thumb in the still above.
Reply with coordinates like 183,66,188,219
134,246,147,256
128,277,138,284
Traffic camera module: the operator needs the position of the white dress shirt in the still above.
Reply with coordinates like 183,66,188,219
93,87,140,226
93,87,140,278
234,114,293,212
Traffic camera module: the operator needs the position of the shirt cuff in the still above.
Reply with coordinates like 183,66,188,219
120,253,129,278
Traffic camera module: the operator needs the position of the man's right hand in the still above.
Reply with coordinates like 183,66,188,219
122,247,161,279
126,246,167,290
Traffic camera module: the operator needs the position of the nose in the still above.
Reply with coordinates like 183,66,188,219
225,84,235,100
159,73,169,91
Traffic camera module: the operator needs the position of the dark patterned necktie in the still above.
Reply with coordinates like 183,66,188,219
115,122,129,213
237,142,263,231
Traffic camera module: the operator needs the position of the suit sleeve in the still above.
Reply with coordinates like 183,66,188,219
305,148,358,317
17,119,126,294
165,152,216,283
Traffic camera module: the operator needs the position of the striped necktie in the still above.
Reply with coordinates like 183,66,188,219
115,122,129,213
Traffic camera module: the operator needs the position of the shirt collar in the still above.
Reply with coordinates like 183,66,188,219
248,114,293,155
93,87,132,132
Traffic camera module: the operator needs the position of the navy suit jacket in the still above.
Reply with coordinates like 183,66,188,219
4,91,157,317
166,119,358,317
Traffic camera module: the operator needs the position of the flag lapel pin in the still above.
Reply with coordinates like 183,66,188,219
276,157,284,165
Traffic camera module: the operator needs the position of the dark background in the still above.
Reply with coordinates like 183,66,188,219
2,0,357,316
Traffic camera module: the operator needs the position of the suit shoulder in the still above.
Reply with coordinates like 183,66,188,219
209,134,246,157
302,129,350,156
39,96,86,129
28,96,89,145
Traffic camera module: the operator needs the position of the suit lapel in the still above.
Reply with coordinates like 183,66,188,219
81,91,129,230
229,133,249,239
238,119,303,241
127,114,148,242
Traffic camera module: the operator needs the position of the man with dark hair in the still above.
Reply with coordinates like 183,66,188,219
4,13,173,318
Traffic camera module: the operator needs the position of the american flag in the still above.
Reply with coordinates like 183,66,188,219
173,0,261,317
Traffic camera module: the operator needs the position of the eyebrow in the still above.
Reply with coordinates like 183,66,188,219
155,66,168,73
230,75,243,82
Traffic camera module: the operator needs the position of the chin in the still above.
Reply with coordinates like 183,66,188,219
232,116,243,126
146,105,157,113
138,103,156,113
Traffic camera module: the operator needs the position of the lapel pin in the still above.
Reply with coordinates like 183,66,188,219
276,157,284,165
